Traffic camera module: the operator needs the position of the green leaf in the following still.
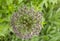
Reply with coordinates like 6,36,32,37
0,24,9,36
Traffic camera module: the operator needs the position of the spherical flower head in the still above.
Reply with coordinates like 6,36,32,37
11,5,42,39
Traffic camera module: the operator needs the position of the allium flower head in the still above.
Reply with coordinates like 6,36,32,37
11,5,42,39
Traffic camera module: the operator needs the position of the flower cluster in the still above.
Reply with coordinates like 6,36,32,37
11,5,42,39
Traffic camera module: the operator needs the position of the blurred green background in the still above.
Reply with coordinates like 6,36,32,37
0,0,60,41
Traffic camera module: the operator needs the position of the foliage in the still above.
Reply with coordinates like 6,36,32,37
0,0,60,41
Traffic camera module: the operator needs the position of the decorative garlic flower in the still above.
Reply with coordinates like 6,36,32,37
11,5,42,39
